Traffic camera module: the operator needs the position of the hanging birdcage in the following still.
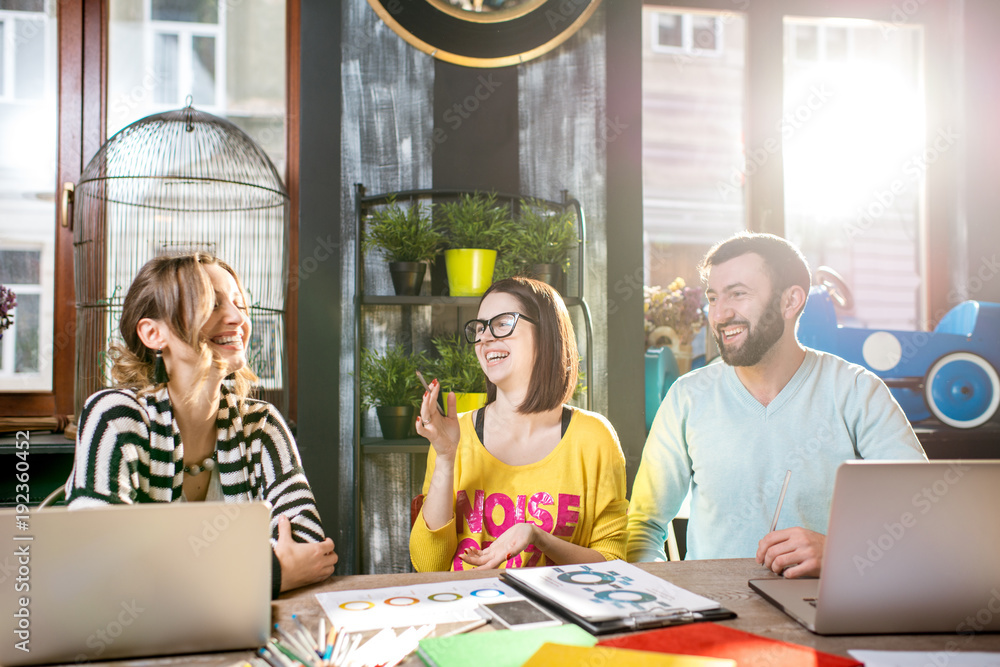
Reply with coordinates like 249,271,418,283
72,102,289,417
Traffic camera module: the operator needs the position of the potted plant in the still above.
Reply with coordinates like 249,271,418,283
643,278,706,375
0,284,15,340
359,344,428,439
429,333,487,414
511,199,579,294
363,196,444,296
435,192,513,297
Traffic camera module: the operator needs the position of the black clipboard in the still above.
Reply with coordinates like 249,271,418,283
499,570,736,635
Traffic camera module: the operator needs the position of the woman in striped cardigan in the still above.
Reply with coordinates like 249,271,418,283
66,253,337,597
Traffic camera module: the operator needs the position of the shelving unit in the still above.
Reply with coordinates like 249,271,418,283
351,185,593,571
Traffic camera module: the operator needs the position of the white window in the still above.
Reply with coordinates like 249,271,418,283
651,11,723,56
248,312,283,391
0,0,56,393
0,248,52,390
787,21,852,63
0,1,51,102
109,0,285,169
145,0,225,110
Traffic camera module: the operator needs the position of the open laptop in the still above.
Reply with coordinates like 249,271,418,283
0,501,271,666
750,460,1000,635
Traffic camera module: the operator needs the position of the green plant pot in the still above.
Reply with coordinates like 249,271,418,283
444,249,497,297
388,261,426,296
531,263,565,294
375,405,415,440
445,392,488,416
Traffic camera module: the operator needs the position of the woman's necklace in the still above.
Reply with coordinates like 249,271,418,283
183,452,217,476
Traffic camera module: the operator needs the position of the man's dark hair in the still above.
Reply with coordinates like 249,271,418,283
699,232,811,303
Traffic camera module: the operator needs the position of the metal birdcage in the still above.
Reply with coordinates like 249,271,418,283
73,103,289,417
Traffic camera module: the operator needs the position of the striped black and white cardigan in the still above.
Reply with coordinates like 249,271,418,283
66,385,327,597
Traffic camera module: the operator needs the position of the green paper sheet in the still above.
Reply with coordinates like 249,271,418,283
417,623,596,667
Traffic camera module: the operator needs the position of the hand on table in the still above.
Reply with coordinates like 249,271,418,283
756,527,825,578
274,514,339,593
459,523,537,570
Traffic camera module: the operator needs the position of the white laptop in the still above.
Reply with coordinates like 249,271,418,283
0,501,271,666
750,460,1000,635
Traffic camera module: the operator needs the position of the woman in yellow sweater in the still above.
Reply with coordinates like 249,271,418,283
410,276,628,571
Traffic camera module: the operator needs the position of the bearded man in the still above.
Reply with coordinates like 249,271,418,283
626,232,927,577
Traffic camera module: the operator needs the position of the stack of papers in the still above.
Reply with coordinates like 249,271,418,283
315,578,524,632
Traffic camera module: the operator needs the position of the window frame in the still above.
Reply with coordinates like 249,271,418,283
643,0,954,326
650,9,723,57
0,0,85,418
0,5,54,102
0,247,50,388
3,0,300,423
144,0,225,112
785,19,855,63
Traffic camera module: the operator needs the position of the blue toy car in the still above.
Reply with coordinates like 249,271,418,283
798,268,1000,428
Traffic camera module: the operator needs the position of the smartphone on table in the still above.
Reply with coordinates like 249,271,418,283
478,599,564,631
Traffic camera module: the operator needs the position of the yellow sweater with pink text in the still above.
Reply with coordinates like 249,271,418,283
409,408,629,572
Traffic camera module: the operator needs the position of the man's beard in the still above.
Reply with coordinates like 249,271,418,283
713,292,785,367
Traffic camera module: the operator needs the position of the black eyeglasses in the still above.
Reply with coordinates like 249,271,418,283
464,312,537,344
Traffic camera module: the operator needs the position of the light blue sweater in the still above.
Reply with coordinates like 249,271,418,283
627,348,927,562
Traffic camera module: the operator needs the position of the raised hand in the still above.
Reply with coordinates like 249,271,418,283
415,378,460,461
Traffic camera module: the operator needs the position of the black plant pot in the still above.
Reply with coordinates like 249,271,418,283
532,263,565,295
376,405,415,440
389,261,426,296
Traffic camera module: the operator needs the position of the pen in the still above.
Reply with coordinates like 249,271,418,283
265,641,301,667
271,638,312,667
415,370,445,415
336,633,360,666
291,615,319,652
258,647,286,667
330,630,347,665
438,617,488,638
274,624,314,662
770,469,792,533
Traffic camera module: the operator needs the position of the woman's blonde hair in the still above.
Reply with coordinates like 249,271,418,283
109,253,258,401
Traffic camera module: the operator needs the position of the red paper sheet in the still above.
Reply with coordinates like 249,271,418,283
598,622,862,667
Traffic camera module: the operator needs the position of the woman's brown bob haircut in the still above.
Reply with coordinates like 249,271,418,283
110,252,258,400
480,277,578,413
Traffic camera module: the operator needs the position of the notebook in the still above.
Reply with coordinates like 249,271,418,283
416,622,596,667
523,642,736,666
500,559,735,635
0,501,271,666
750,460,1000,635
599,622,862,666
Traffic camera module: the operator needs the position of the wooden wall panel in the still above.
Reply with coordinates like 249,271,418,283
518,6,609,416
337,0,644,572
340,1,434,574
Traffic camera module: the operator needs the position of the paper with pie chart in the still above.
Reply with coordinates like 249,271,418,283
501,560,722,623
315,578,525,631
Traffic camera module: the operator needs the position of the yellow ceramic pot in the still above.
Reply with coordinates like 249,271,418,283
444,249,497,297
446,392,487,415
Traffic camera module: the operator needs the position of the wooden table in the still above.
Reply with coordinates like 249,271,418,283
62,559,1000,665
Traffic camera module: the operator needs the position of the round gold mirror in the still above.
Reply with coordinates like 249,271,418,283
425,0,545,22
366,0,603,68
